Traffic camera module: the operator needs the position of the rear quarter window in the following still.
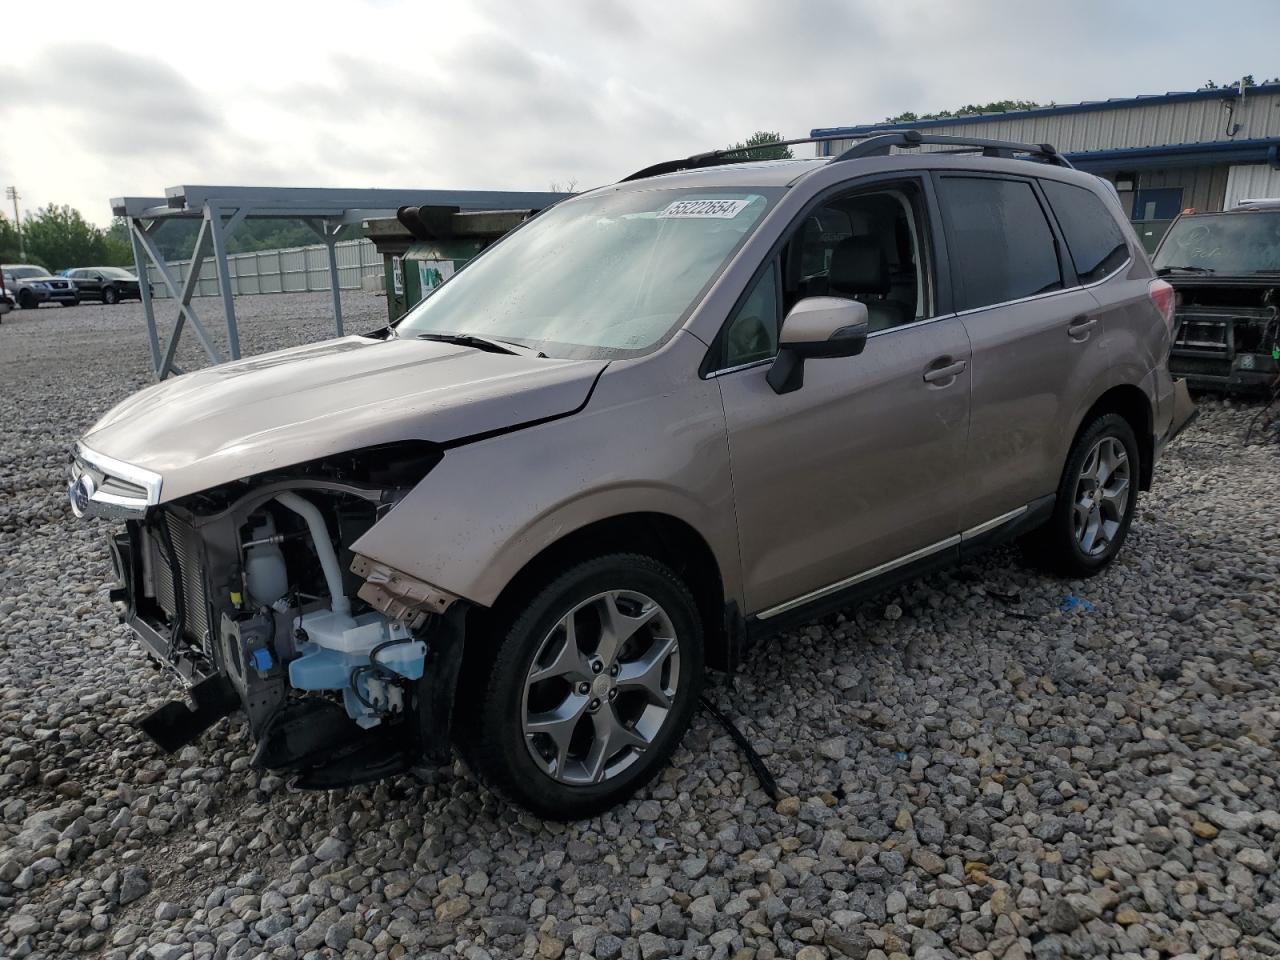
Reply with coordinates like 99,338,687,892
937,177,1062,311
1041,179,1130,283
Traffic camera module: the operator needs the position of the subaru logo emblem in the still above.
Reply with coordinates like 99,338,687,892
69,474,96,518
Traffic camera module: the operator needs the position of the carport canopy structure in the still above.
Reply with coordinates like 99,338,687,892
112,185,568,380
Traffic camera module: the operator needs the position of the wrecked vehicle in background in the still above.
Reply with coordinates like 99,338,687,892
1155,199,1280,393
70,131,1193,819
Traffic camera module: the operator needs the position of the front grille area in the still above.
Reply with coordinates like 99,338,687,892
151,512,211,644
1169,355,1232,379
1173,318,1229,354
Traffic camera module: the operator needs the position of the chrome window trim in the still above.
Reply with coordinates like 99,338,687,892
954,256,1133,318
756,503,1032,621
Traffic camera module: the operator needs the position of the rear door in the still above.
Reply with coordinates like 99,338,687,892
935,173,1109,532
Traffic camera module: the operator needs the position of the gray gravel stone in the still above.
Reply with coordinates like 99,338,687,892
0,297,1276,960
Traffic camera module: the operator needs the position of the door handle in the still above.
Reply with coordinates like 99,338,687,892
923,358,967,384
1068,315,1098,340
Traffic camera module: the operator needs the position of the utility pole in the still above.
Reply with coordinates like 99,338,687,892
5,187,24,260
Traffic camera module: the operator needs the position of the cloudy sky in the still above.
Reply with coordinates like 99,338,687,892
2,0,1277,226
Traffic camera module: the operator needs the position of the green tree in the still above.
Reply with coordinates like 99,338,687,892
22,205,112,271
884,100,1043,123
725,131,794,160
0,214,23,263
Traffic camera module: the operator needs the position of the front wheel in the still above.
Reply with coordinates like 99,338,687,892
1024,413,1140,577
457,554,704,819
103,287,119,305
17,290,35,309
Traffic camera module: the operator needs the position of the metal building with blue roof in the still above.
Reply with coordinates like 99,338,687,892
813,83,1280,251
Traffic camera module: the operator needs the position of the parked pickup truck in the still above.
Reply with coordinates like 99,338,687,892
1154,199,1280,393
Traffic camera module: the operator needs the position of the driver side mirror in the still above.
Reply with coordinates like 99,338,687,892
766,297,869,394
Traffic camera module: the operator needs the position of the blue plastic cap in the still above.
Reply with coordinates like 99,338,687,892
250,648,274,672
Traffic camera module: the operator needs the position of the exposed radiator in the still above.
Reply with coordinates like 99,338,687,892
151,511,211,644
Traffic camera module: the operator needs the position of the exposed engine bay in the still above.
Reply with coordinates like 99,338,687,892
99,442,465,787
1168,282,1279,394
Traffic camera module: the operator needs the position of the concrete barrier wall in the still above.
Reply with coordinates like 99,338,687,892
145,238,384,299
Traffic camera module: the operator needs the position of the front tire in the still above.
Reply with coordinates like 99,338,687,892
103,287,119,305
457,554,704,819
17,290,35,309
1025,413,1140,577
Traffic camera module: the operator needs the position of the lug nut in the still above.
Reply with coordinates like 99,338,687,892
608,689,618,701
589,698,601,711
609,664,619,677
591,660,603,674
577,682,590,695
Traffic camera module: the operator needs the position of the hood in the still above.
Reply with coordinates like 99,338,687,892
83,335,607,502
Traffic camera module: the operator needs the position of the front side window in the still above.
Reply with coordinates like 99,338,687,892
712,180,934,371
1041,179,1130,283
938,177,1062,311
395,187,778,360
1153,211,1280,275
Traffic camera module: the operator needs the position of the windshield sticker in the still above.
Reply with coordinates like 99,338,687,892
658,198,753,219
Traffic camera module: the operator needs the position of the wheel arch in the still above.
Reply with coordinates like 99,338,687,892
1074,384,1155,490
482,511,733,673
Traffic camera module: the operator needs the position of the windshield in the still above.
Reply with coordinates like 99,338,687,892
1153,212,1280,274
5,266,51,280
395,187,779,359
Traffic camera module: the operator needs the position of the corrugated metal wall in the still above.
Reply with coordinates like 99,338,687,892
145,238,383,299
1224,164,1280,206
821,92,1280,157
1131,164,1231,211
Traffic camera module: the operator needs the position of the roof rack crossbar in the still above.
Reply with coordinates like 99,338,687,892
619,134,874,182
834,131,1073,168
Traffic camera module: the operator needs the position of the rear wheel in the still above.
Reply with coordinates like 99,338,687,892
102,287,119,305
457,554,703,819
1024,413,1139,577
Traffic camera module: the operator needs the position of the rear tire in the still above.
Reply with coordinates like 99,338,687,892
1024,413,1140,577
456,554,704,819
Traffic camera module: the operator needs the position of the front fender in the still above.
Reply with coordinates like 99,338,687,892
350,335,741,610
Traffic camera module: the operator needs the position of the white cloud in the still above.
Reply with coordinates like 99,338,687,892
1,0,1277,225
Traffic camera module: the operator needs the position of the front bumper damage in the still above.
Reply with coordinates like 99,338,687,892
100,482,469,787
1169,303,1279,394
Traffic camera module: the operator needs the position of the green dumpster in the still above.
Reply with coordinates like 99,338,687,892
362,207,537,325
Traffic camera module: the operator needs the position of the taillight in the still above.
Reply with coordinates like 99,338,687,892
1148,278,1175,333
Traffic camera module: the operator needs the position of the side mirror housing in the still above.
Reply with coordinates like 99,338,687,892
767,297,869,394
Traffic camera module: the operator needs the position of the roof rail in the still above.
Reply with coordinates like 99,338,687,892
834,130,1073,168
619,129,1073,183
619,134,867,182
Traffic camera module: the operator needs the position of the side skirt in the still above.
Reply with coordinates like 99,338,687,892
743,495,1055,646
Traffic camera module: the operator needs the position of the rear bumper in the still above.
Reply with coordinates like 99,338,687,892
1156,378,1197,458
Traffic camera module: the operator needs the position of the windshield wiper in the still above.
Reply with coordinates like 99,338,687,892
415,332,546,358
1156,265,1216,275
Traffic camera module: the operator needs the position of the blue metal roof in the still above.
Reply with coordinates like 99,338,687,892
1064,138,1280,171
812,83,1280,138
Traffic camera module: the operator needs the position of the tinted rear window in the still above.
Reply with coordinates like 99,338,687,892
1041,180,1130,283
938,177,1062,311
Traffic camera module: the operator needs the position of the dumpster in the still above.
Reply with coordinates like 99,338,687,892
362,206,538,325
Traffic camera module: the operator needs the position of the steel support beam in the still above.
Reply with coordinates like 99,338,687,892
205,203,248,361
304,218,350,337
127,220,162,375
131,220,225,378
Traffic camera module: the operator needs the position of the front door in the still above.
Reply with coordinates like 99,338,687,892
711,177,971,618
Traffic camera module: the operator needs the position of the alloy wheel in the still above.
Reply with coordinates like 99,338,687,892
521,589,680,785
1072,436,1130,556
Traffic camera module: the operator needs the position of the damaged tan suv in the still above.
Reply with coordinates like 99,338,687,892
71,132,1193,818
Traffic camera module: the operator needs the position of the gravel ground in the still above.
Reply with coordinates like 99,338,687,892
1,293,1278,960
